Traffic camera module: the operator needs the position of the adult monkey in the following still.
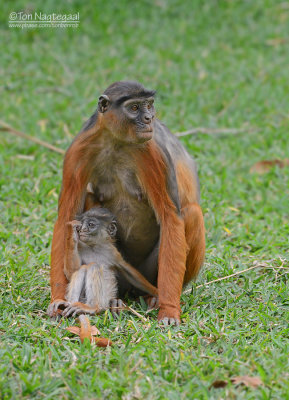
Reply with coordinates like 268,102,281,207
49,81,205,325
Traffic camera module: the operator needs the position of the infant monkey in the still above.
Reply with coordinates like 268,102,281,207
62,207,158,317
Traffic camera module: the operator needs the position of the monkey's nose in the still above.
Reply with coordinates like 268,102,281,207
143,114,152,124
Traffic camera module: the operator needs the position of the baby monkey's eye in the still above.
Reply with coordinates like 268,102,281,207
88,222,95,228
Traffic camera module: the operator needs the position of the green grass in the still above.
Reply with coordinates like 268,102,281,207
1,0,289,398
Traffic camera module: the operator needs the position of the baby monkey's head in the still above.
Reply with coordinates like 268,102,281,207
76,207,117,245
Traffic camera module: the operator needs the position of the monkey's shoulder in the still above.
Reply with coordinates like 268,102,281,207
154,119,195,163
154,119,199,185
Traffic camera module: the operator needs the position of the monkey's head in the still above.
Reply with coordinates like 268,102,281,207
76,207,117,245
98,81,156,144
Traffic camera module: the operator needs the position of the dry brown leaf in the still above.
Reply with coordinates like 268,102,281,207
250,159,289,174
92,337,113,347
231,375,263,388
66,325,101,336
210,380,228,389
66,317,112,347
90,326,101,335
66,326,81,335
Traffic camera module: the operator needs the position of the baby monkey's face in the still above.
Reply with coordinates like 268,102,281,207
77,216,117,246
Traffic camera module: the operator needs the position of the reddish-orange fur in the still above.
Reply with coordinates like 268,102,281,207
50,126,101,301
176,162,205,283
135,142,187,320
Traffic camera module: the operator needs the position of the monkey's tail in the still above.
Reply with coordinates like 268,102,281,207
116,263,158,297
78,314,112,347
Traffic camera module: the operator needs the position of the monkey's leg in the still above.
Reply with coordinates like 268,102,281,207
85,264,124,316
63,264,106,317
66,267,87,304
182,203,205,284
63,266,102,317
86,264,118,311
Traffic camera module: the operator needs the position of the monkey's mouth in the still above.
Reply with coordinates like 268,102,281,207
137,129,153,141
79,233,89,241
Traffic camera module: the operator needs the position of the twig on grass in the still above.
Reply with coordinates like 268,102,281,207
0,119,65,155
175,126,257,137
121,303,149,323
184,262,289,294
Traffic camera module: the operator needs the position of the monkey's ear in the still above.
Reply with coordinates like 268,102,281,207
107,221,117,238
98,95,110,113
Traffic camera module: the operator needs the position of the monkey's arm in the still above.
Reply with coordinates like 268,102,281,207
49,139,92,316
64,220,82,280
48,219,70,317
136,141,186,325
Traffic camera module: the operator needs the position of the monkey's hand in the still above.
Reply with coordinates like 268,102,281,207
66,220,82,245
157,307,181,326
110,298,126,316
144,295,159,312
47,299,71,318
62,302,99,318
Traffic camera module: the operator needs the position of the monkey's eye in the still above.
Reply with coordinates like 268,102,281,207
131,104,138,111
88,222,96,228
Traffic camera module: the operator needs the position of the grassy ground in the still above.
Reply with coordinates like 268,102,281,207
1,0,289,398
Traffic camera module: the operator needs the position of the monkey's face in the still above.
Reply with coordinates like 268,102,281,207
78,216,117,246
99,95,156,144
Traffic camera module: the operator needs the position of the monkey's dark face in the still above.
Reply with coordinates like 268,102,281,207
98,81,156,144
101,97,155,144
76,209,117,245
121,97,155,142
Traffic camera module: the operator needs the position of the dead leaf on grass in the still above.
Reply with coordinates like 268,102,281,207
231,375,263,388
210,375,263,390
66,315,113,347
250,159,289,174
66,325,100,336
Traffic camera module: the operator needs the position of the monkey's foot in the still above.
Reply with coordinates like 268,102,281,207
110,299,125,316
47,299,70,317
157,307,180,326
144,295,159,312
62,302,98,318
